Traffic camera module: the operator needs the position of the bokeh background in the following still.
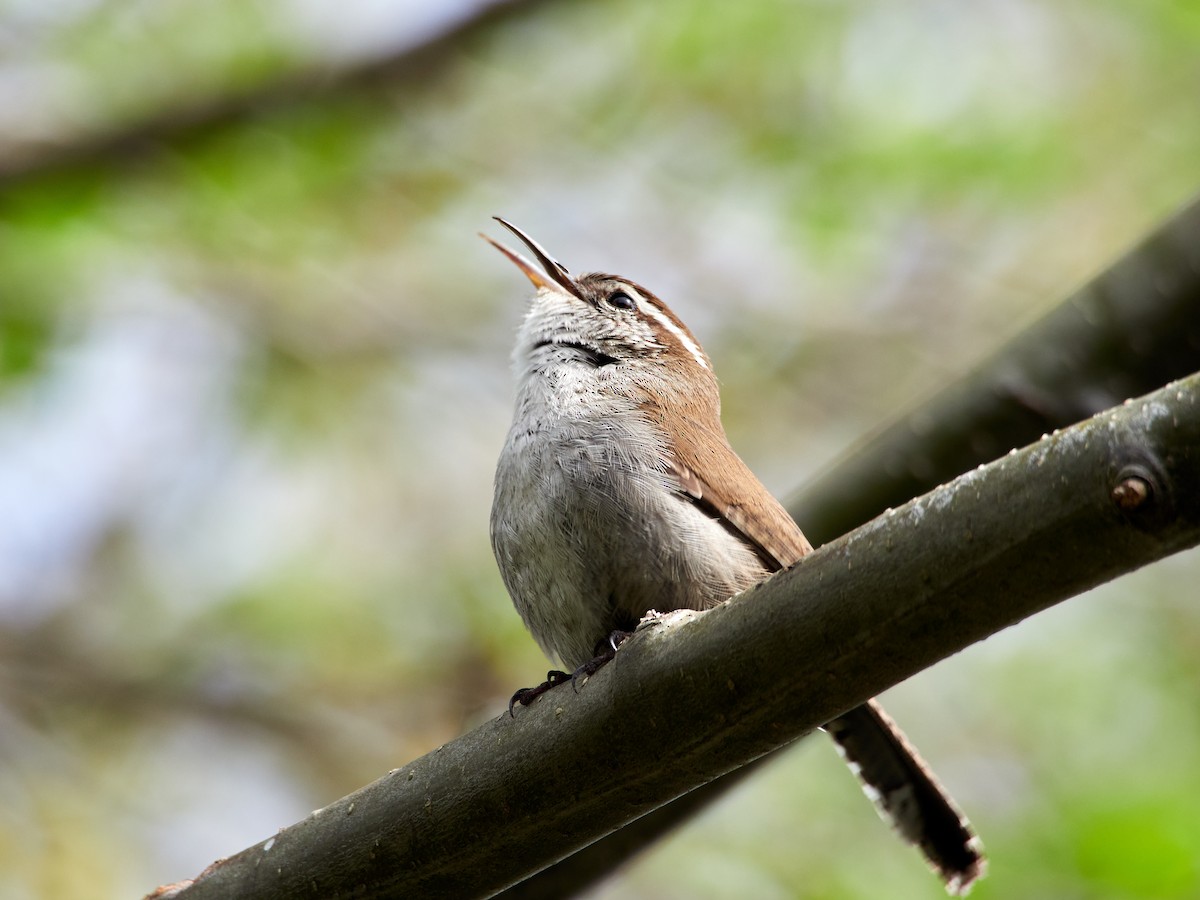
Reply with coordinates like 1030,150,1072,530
2,1,1199,898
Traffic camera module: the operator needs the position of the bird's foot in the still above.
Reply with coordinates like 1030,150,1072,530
508,670,570,716
508,630,636,715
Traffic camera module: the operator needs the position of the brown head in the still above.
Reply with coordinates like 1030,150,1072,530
483,218,717,403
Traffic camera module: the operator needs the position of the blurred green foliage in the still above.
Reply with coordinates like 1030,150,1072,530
1,1,1199,897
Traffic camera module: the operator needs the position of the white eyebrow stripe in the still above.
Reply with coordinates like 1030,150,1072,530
623,286,709,370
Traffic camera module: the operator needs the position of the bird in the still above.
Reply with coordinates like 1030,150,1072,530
484,217,985,894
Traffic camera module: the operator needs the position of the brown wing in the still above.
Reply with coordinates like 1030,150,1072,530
665,417,812,570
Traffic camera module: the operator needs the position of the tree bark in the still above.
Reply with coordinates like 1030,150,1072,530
162,371,1200,900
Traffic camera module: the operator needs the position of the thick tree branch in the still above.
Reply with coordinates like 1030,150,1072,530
162,373,1200,900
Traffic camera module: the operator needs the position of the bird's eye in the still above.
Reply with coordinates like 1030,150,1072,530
607,290,636,311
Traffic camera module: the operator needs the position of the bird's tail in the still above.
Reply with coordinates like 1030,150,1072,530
825,699,986,895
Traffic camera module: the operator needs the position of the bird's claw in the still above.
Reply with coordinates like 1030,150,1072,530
508,670,570,716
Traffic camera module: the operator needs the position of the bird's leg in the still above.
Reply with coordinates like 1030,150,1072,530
508,629,638,714
568,629,635,691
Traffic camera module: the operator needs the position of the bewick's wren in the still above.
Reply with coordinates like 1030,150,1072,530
485,218,985,894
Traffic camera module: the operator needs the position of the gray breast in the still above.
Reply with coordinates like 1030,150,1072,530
491,408,766,670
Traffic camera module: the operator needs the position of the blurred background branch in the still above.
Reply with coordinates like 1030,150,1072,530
0,0,552,186
793,192,1200,545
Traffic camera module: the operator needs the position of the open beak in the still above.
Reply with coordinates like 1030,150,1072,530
480,233,554,291
482,217,584,299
